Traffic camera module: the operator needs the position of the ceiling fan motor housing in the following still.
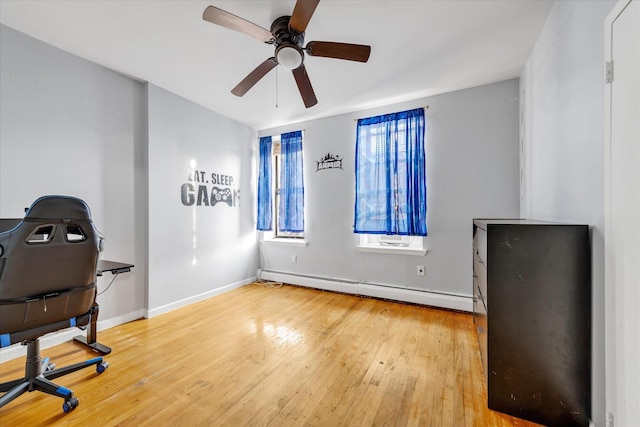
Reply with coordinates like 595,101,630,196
271,16,305,69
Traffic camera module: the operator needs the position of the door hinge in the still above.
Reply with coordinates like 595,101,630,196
606,61,614,84
606,411,614,427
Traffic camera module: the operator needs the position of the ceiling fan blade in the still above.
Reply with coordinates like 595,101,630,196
292,65,318,108
289,0,320,34
231,58,278,97
306,41,371,62
203,6,273,43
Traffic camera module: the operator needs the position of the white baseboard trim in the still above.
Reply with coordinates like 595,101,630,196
0,309,145,363
259,270,472,312
145,277,256,319
97,309,146,331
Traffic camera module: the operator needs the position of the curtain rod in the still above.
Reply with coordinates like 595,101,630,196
257,130,306,139
353,105,429,122
257,104,430,136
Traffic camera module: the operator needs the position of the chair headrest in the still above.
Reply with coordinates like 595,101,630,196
24,196,93,222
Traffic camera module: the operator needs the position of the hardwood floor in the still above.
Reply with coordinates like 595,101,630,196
0,283,541,426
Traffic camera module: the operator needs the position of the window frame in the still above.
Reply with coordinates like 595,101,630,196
357,233,427,256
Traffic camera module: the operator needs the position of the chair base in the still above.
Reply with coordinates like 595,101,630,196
73,301,112,355
73,334,112,355
0,338,108,412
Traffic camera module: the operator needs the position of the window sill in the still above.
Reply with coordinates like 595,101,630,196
357,245,428,256
261,238,308,247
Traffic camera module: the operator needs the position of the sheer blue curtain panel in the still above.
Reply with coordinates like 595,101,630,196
354,108,427,236
257,136,272,231
279,131,304,233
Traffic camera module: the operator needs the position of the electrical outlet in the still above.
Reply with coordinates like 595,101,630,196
417,266,425,276
291,254,297,263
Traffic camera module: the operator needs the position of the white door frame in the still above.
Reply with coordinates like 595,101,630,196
604,0,640,425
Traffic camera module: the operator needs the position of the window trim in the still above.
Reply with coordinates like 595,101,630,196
260,233,308,247
356,234,427,256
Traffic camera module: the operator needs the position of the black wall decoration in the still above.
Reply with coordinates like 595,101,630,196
316,152,343,172
181,169,239,207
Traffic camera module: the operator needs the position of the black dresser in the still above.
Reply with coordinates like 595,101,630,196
472,219,591,427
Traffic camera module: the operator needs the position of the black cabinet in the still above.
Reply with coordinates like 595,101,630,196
472,219,591,427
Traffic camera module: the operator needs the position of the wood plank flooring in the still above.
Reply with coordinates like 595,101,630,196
0,283,542,426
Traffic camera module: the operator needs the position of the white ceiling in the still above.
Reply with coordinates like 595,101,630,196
0,0,553,131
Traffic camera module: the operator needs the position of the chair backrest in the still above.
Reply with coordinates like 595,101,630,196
0,196,103,335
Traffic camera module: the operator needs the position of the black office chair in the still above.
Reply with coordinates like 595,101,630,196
0,195,108,413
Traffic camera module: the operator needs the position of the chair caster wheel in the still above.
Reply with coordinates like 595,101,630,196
63,397,79,413
96,361,109,374
41,357,55,372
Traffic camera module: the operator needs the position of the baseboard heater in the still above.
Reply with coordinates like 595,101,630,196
258,270,472,312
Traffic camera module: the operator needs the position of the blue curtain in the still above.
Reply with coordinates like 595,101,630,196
257,136,272,231
279,131,304,233
354,108,427,236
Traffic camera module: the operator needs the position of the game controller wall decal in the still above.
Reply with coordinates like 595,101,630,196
316,152,343,172
180,168,239,207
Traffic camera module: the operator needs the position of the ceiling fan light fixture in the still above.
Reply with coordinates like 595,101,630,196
276,44,303,69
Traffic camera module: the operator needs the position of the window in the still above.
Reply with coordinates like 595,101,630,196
257,131,305,239
354,108,427,251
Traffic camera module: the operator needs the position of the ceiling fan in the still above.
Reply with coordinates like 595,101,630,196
202,0,371,108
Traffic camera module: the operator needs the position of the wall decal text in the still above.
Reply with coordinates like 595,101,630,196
181,169,239,207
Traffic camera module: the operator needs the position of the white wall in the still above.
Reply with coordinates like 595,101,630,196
0,23,146,325
146,84,258,315
519,1,616,425
0,24,260,347
259,79,520,305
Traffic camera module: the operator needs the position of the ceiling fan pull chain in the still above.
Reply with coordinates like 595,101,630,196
276,67,279,109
